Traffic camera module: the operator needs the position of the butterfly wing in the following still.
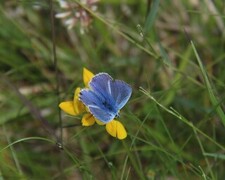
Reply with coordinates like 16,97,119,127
88,106,115,123
79,89,116,123
89,73,132,109
89,73,113,98
109,80,132,110
81,73,132,122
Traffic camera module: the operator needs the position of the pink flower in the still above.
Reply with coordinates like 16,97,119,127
56,0,99,33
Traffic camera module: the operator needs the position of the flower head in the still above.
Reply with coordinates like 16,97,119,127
56,0,99,33
59,68,129,140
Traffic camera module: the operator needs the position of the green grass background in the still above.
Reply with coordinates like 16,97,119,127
1,0,225,179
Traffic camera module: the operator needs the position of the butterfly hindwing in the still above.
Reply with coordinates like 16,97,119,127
88,106,116,123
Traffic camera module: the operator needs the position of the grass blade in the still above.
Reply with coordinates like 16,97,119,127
144,0,160,34
191,41,225,127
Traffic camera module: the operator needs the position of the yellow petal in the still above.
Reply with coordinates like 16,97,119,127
105,120,127,140
82,113,96,126
83,68,94,87
95,119,105,125
59,101,76,115
74,87,85,114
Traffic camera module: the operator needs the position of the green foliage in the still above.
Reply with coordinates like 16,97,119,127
1,0,225,179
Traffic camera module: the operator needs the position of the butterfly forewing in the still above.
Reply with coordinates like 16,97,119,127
89,73,113,97
109,80,132,110
79,89,105,107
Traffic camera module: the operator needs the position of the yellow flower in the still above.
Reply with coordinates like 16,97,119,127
59,68,127,140
106,120,127,140
83,67,94,87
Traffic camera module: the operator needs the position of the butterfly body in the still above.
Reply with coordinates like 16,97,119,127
79,73,132,123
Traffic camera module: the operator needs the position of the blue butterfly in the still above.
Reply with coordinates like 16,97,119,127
79,73,132,123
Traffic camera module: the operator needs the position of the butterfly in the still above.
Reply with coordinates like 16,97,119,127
79,73,132,123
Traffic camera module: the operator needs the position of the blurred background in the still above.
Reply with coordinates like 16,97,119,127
0,0,225,179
